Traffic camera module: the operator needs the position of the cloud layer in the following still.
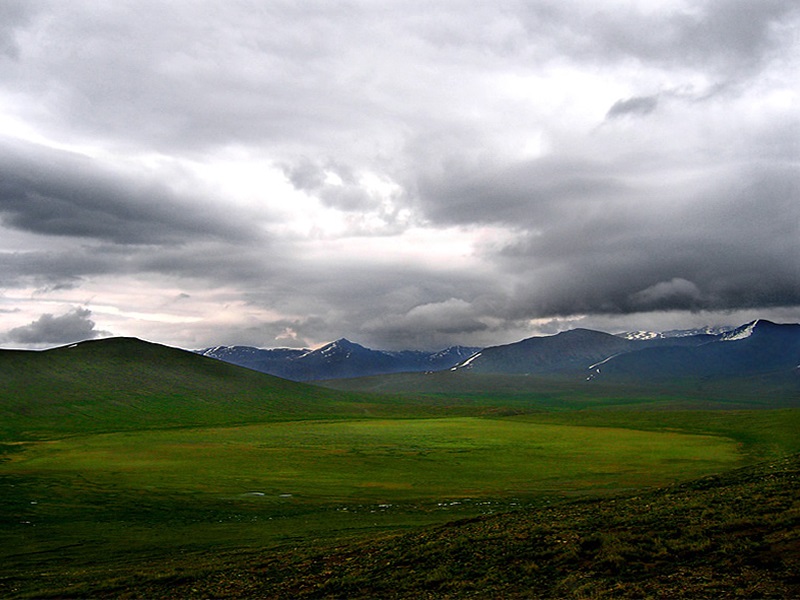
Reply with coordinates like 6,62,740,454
0,1,798,349
4,308,106,346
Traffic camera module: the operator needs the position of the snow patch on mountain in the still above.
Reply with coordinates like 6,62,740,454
618,331,663,341
453,352,482,370
720,320,760,342
618,325,734,340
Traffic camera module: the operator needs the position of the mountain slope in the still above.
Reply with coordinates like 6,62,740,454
593,320,800,383
452,328,638,375
198,339,480,381
0,337,386,438
196,345,308,374
447,321,799,392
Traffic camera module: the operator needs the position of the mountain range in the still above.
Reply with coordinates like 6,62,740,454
453,319,800,386
196,338,479,381
198,320,800,389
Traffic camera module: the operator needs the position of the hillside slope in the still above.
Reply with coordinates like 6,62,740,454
0,337,392,438
452,328,635,375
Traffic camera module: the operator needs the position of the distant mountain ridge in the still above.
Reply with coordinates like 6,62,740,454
196,320,799,386
197,339,480,381
590,319,800,384
452,319,800,389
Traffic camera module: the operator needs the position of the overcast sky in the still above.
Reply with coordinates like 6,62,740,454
0,0,798,351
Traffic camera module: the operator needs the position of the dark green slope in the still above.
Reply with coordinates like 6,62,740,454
0,337,385,438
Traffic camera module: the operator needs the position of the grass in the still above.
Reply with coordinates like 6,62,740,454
322,369,800,410
0,338,478,441
14,417,742,496
5,453,798,598
213,453,799,599
0,412,782,598
1,337,799,598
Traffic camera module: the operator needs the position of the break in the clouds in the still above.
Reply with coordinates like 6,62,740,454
0,1,798,350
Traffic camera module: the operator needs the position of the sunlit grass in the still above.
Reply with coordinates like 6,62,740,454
11,417,741,504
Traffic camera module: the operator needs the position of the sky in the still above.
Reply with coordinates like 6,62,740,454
0,0,798,351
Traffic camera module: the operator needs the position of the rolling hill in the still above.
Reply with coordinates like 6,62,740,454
0,336,427,438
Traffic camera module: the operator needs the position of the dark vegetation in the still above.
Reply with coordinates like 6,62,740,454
1,337,799,598
28,453,795,599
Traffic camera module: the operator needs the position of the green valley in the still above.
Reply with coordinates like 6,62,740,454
1,338,798,598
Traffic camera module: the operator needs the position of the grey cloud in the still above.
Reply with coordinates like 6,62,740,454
0,2,797,350
485,163,800,320
0,249,110,288
281,157,392,214
5,307,108,345
235,257,501,349
206,316,327,350
606,96,659,119
0,3,395,154
2,1,796,159
520,0,800,80
282,157,329,191
0,139,261,245
630,278,704,311
415,155,630,228
0,237,282,294
362,298,489,349
0,0,38,59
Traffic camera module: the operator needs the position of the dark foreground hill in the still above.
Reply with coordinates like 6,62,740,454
61,453,800,599
0,337,407,438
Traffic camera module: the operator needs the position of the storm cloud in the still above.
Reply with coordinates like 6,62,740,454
4,308,106,346
0,1,797,350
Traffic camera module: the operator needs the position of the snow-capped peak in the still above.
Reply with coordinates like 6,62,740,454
720,320,760,342
618,331,663,341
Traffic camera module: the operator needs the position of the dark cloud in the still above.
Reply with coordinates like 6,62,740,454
0,1,797,349
606,96,659,119
416,156,630,228
5,307,108,345
484,163,800,320
0,249,108,289
0,139,261,245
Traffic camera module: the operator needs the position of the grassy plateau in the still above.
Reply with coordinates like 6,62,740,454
1,338,799,598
